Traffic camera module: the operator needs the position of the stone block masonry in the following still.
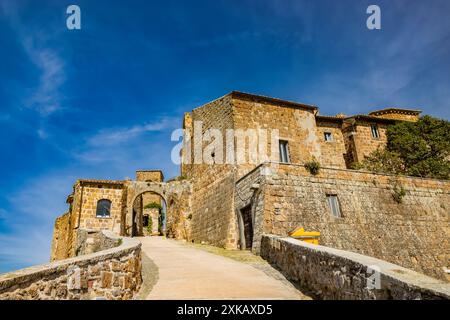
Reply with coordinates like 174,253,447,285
0,231,142,300
261,235,450,300
235,162,450,281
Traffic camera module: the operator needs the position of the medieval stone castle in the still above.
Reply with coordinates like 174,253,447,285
49,91,449,285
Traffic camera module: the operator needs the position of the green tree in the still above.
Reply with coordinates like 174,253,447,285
359,116,450,179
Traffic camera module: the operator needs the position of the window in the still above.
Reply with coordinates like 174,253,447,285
279,140,290,163
326,195,342,218
96,199,111,218
371,125,380,139
324,132,333,142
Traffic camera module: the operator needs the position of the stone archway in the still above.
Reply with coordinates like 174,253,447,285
132,190,167,237
123,180,192,238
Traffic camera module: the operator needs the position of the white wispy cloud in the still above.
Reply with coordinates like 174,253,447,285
1,0,66,118
23,39,66,116
8,174,74,221
86,116,179,146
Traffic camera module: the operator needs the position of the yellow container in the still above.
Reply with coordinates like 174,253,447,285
289,227,320,245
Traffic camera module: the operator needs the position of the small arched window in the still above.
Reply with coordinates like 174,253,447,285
96,199,111,218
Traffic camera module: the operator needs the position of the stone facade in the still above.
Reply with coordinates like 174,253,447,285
51,175,192,261
181,95,238,248
0,231,141,300
342,117,393,164
235,162,450,281
261,235,450,300
77,182,124,233
179,92,424,250
135,170,164,183
50,212,71,262
315,117,347,168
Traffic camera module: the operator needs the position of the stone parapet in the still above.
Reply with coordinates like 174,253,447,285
261,235,450,300
0,231,141,300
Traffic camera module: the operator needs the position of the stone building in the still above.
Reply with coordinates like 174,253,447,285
51,170,192,261
51,91,449,281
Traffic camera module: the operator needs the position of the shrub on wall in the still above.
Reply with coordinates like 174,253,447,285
305,159,321,175
144,202,163,210
392,185,406,204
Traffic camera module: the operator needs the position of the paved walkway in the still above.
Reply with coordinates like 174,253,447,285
139,236,308,300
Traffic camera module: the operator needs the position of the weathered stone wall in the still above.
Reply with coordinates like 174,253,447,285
165,180,193,241
261,235,450,300
315,119,347,169
75,229,120,256
232,95,324,176
181,92,398,249
51,180,126,261
184,95,239,248
234,166,266,252
183,93,336,249
236,163,450,281
77,182,124,233
50,212,71,261
0,231,141,300
190,172,238,248
136,170,164,182
350,120,389,163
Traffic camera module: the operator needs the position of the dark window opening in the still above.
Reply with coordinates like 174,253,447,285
96,199,111,218
143,215,149,227
324,132,333,142
371,125,380,139
279,140,290,163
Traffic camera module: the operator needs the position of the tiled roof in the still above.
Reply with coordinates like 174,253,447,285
345,115,398,123
230,91,318,111
77,179,125,185
315,115,344,122
369,108,422,116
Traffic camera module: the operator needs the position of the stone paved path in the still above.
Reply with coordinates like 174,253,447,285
139,236,309,300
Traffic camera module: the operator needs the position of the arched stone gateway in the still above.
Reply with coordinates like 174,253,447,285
123,180,192,238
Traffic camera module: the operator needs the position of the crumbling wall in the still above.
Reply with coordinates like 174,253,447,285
75,229,120,256
165,181,193,241
50,212,71,261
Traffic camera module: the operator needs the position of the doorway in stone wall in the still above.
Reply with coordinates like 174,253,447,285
132,209,138,236
239,205,254,250
131,191,167,237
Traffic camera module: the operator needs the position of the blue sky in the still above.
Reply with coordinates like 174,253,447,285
0,0,449,273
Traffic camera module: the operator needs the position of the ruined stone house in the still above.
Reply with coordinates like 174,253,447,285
51,91,449,281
